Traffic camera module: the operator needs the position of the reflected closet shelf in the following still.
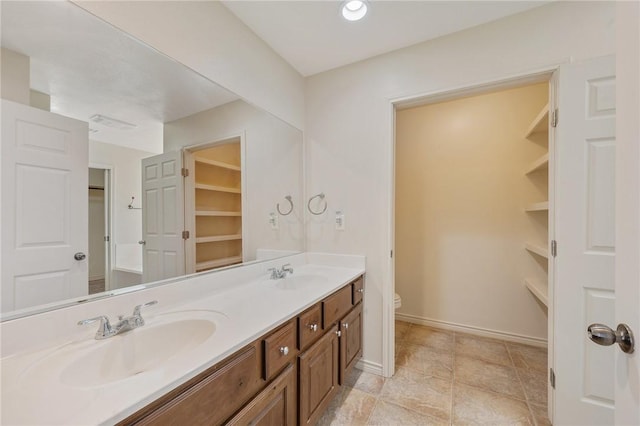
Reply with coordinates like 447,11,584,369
195,183,241,194
524,278,548,307
196,234,242,243
195,256,243,271
195,157,241,171
195,210,242,217
525,242,548,259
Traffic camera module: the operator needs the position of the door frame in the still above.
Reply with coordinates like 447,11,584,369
384,65,560,384
89,162,114,291
182,132,247,273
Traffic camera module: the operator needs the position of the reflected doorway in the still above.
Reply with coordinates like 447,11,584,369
88,167,112,294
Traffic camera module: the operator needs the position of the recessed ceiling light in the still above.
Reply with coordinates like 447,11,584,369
341,0,368,21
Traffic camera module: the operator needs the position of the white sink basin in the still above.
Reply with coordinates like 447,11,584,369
61,318,215,387
21,311,222,389
270,274,328,290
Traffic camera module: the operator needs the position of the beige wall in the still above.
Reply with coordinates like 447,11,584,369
305,1,615,370
395,83,548,340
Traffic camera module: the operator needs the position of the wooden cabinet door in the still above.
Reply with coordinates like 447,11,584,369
298,325,340,426
339,303,363,384
226,364,296,426
132,343,263,426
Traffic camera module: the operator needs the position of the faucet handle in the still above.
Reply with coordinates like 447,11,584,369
282,263,293,273
78,315,116,339
132,300,158,318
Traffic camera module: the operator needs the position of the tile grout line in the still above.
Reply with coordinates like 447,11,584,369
507,342,538,426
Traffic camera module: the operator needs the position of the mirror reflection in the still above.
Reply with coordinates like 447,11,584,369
0,1,303,319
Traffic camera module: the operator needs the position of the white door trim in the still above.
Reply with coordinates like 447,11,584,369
384,64,561,380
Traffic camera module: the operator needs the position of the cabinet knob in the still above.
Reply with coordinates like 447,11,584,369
309,323,318,332
279,346,289,356
335,330,342,337
343,323,349,329
357,288,364,293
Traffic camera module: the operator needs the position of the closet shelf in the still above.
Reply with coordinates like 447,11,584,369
524,103,549,138
196,234,242,243
525,242,549,259
195,256,242,271
525,201,549,212
524,278,548,307
525,153,549,175
195,183,241,194
195,157,241,171
195,210,242,217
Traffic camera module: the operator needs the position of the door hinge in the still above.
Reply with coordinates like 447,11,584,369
104,235,110,242
551,108,558,128
550,368,556,389
182,230,190,240
181,167,189,177
551,240,557,258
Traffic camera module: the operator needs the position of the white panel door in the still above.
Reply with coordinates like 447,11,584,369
554,56,617,425
1,99,88,312
141,151,185,283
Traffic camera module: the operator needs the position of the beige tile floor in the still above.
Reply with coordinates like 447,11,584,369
318,321,550,426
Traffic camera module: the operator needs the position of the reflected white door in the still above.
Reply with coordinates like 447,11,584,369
141,151,185,283
1,99,88,311
554,56,617,424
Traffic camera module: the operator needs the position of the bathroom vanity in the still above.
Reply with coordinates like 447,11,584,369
0,253,365,425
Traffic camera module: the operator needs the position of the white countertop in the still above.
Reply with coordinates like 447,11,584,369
0,259,364,425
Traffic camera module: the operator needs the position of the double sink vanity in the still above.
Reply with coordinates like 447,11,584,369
0,253,365,425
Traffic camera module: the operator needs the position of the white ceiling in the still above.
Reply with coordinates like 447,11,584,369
222,1,548,76
1,1,239,153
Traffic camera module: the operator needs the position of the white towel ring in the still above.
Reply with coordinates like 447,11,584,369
277,195,294,216
308,193,328,215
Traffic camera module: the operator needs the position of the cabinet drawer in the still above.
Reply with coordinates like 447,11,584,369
133,342,262,426
263,319,297,380
323,284,353,328
298,303,323,350
352,276,364,305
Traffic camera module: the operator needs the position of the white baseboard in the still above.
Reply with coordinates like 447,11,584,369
355,358,383,376
395,312,547,348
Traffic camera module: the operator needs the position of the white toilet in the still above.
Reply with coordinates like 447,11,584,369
394,292,402,309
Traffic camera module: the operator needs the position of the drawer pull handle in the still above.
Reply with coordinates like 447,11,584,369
343,323,349,329
280,346,289,356
309,323,318,332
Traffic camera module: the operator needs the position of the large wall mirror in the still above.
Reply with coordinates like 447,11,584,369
0,1,304,320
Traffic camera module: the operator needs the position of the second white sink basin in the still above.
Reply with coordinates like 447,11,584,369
270,274,328,290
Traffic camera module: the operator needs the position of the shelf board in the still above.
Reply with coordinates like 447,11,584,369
195,256,242,271
525,201,549,212
196,234,242,243
195,183,241,194
525,242,549,259
524,278,548,307
195,157,241,171
195,210,242,217
525,103,549,138
525,153,549,175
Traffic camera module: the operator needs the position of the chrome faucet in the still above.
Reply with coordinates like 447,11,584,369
268,263,294,279
78,300,158,340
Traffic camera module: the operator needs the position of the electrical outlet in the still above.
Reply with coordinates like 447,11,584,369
335,211,345,230
269,212,278,230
